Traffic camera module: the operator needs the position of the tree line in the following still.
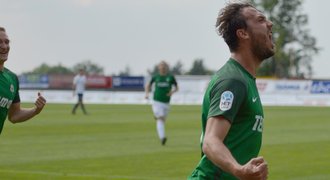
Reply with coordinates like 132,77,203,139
23,60,105,76
21,58,214,76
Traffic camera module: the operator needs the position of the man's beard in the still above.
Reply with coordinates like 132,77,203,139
250,33,275,62
0,55,8,62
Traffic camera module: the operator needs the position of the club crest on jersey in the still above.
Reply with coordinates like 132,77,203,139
219,91,234,111
10,84,14,93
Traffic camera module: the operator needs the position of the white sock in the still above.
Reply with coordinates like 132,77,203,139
156,119,165,139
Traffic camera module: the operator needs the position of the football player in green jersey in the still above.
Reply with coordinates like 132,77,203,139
145,61,178,145
189,2,275,180
0,27,46,134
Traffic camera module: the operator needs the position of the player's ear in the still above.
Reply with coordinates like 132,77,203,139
236,29,249,40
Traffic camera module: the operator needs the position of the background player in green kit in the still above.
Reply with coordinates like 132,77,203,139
0,27,46,134
189,2,275,180
145,61,178,145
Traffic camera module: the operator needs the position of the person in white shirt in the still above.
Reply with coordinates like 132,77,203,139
72,68,88,115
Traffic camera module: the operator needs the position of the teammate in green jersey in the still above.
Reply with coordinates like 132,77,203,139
0,27,46,134
145,61,178,145
189,2,275,180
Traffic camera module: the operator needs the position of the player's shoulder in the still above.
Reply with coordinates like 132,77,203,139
168,74,176,78
211,74,247,91
210,64,248,90
1,68,19,85
3,67,18,78
216,60,250,83
150,74,158,80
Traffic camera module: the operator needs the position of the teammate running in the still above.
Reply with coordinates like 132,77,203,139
145,61,178,145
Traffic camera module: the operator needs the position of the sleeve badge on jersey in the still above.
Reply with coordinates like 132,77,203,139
219,91,234,111
10,84,15,93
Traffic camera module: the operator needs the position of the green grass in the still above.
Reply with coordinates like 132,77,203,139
0,104,329,180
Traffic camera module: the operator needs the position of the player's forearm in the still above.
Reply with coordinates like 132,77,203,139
167,86,178,96
8,107,39,123
145,89,150,94
145,84,151,94
203,137,242,177
172,86,178,93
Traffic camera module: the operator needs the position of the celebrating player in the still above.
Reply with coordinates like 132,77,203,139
145,61,178,145
0,26,46,134
189,2,274,179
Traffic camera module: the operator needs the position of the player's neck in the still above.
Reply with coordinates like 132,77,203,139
0,62,4,71
231,52,260,77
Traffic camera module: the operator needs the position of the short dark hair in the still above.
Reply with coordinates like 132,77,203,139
216,2,254,52
0,27,6,32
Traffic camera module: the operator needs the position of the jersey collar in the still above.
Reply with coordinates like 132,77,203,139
228,58,256,80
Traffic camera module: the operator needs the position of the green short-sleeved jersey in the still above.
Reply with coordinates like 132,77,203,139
150,74,177,103
189,59,264,180
0,68,20,134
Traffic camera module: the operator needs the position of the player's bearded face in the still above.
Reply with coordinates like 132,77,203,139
249,29,275,62
0,31,10,62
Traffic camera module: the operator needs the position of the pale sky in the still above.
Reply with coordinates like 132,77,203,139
1,0,329,78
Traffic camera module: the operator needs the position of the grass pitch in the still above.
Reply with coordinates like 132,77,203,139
0,104,329,180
